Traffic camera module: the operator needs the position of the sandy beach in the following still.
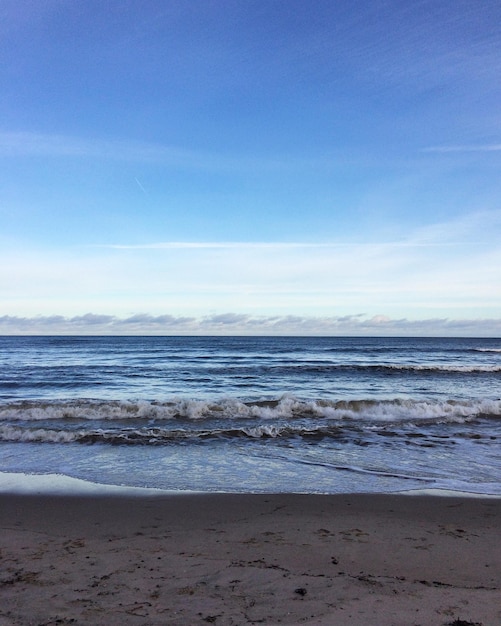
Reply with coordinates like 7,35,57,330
0,491,500,626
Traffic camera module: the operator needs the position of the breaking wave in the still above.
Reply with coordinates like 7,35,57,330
1,417,499,446
1,397,500,445
1,396,501,423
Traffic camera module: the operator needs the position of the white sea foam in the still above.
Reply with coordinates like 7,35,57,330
398,488,501,499
241,424,286,438
473,348,501,353
0,425,80,443
0,471,193,496
394,364,501,372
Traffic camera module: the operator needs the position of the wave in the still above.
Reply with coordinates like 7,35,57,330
392,364,500,372
1,396,500,424
1,414,498,446
255,363,501,374
0,423,331,444
473,348,501,353
2,363,500,381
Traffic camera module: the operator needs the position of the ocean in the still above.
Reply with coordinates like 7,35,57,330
0,335,500,495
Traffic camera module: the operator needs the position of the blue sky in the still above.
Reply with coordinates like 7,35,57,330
1,0,500,335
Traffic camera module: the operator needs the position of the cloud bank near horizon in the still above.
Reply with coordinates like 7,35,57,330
2,210,500,323
0,312,499,337
1,210,500,328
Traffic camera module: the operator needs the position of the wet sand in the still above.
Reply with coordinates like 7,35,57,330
1,492,500,625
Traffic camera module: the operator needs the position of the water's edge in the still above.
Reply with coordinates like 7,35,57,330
1,471,500,499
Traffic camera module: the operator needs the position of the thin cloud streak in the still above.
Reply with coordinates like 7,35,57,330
0,313,499,337
423,144,501,153
0,130,356,172
98,240,469,251
102,242,341,250
0,131,218,166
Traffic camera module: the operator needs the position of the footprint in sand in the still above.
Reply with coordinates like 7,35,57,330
339,528,369,543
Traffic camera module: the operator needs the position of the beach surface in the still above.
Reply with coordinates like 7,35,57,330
1,491,500,626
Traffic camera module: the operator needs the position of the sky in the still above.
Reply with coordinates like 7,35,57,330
1,0,500,336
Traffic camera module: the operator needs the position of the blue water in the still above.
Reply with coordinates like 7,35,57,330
0,336,500,494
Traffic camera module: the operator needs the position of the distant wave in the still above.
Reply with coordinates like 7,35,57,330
339,364,501,373
251,363,501,374
473,348,501,353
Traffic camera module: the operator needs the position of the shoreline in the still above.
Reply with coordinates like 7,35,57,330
1,471,500,499
1,489,500,625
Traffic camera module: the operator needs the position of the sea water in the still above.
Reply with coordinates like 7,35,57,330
0,335,500,494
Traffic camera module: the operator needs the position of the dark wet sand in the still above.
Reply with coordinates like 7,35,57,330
1,492,500,625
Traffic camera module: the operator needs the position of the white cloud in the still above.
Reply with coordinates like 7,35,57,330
0,313,499,337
